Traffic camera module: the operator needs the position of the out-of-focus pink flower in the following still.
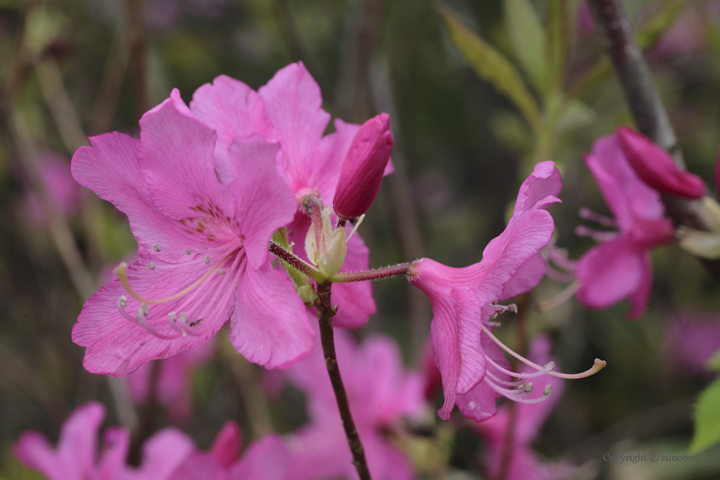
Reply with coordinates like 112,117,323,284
190,63,391,330
333,113,394,220
13,402,193,480
21,152,80,226
408,162,561,420
71,89,311,376
617,126,705,199
169,421,289,480
667,312,720,378
126,339,216,423
575,134,674,319
285,326,424,480
474,336,576,480
649,6,707,61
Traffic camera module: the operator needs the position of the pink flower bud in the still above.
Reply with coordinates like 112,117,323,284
617,126,706,199
333,113,394,220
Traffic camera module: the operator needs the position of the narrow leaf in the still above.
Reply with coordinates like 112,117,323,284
690,378,720,453
438,5,541,131
505,0,548,94
546,0,572,92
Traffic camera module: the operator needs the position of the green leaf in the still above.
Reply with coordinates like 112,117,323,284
546,0,572,93
708,348,720,372
505,0,548,94
690,377,720,453
437,5,541,132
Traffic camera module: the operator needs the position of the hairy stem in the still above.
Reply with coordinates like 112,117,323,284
269,242,326,283
329,262,412,283
588,0,720,282
315,282,371,480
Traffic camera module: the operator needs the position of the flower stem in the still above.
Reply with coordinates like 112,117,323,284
330,262,413,283
269,242,326,284
315,282,372,480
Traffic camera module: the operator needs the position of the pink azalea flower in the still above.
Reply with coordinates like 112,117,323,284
13,402,194,480
126,339,216,423
617,126,705,199
71,89,312,376
285,325,424,480
21,152,80,226
575,134,675,319
666,312,720,378
169,421,289,480
408,162,561,420
474,336,576,480
189,62,391,329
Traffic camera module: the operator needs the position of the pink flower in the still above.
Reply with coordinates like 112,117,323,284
617,126,705,199
189,62,390,329
13,402,194,480
126,339,216,423
21,152,80,225
408,162,561,420
666,312,720,378
169,421,289,480
71,89,312,375
333,113,394,220
285,325,424,480
474,336,576,480
575,134,675,319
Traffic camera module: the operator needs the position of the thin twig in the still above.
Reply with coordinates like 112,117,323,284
315,282,372,480
126,0,149,119
588,0,720,282
89,22,130,135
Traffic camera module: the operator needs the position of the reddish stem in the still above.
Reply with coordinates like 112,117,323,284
330,262,412,283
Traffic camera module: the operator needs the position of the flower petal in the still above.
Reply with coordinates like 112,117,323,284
209,421,242,469
138,90,236,222
134,427,196,479
500,252,546,301
229,261,313,369
455,334,509,422
512,161,563,216
226,136,297,270
73,257,236,376
229,435,289,480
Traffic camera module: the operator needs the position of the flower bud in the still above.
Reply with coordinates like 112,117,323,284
319,227,347,277
617,126,706,199
333,113,394,220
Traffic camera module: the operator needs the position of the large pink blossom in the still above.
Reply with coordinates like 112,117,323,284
71,89,311,375
408,161,561,419
474,336,576,480
575,134,674,319
13,402,193,480
126,339,216,423
189,62,389,329
285,325,424,480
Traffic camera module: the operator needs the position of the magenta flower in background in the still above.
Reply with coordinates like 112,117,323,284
126,339,216,423
666,312,720,378
190,62,390,329
617,126,705,199
285,325,424,480
71,89,312,376
13,402,194,480
168,421,289,480
20,152,80,226
474,336,576,480
408,161,561,420
575,133,674,319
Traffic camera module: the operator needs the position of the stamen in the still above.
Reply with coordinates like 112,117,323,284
579,207,618,228
153,244,161,252
218,269,225,275
346,214,365,241
481,324,606,379
485,370,526,387
147,262,155,271
486,355,555,379
544,264,575,282
536,281,581,313
135,303,181,340
485,377,554,404
204,256,210,265
487,303,517,319
185,249,192,255
575,226,619,243
113,250,235,305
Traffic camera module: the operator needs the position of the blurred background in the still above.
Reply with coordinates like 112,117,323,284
2,0,720,478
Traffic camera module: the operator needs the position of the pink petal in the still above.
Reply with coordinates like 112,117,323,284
73,258,235,376
168,453,225,480
585,135,666,231
229,261,313,368
97,427,131,478
226,136,297,270
500,253,547,301
229,435,289,480
626,251,653,320
618,126,705,199
512,161,563,216
456,334,509,422
258,62,331,195
133,427,196,479
575,237,644,313
13,432,61,479
190,75,276,185
313,119,361,204
209,421,242,469
138,90,236,222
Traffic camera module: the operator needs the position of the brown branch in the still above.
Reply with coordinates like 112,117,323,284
315,282,372,480
588,0,720,282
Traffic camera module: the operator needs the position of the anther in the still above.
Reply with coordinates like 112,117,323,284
543,385,553,396
204,256,210,265
147,262,155,271
185,249,192,255
152,244,161,252
118,295,127,308
218,269,225,275
524,383,533,393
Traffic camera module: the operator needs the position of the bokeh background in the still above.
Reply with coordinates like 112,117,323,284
2,0,720,478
